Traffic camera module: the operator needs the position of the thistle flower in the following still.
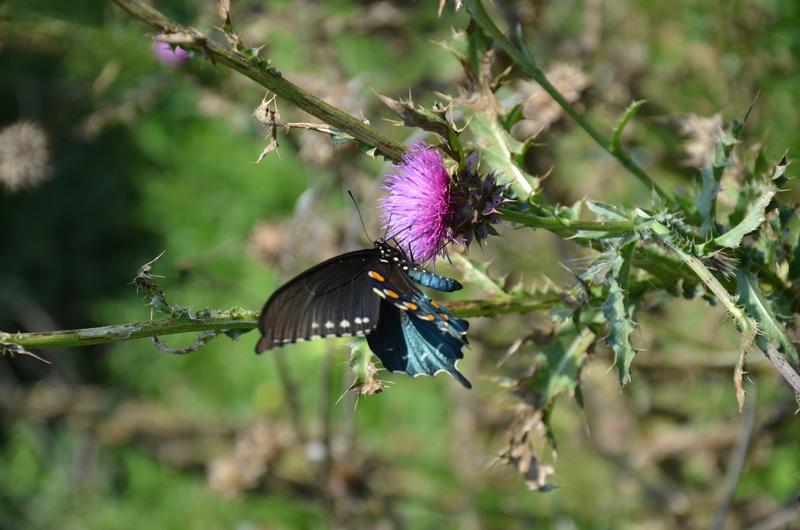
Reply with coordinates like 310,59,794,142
449,154,508,246
380,144,453,262
380,144,508,262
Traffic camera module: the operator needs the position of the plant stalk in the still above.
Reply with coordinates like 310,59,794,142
498,206,635,237
0,293,561,351
112,0,407,162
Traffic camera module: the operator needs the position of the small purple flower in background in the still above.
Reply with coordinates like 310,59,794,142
380,144,508,262
153,42,190,67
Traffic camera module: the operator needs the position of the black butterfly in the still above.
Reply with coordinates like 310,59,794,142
255,239,471,388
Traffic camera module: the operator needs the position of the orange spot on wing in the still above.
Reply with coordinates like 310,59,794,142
430,300,441,308
419,314,435,321
404,301,418,311
368,270,385,282
384,289,400,299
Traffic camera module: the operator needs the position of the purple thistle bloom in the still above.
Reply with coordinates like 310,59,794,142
153,42,190,67
380,144,509,262
380,144,455,262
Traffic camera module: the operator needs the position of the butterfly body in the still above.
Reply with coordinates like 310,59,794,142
256,239,471,388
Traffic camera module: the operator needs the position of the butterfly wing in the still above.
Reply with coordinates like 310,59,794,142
368,269,468,343
256,249,381,352
406,268,463,292
367,300,471,388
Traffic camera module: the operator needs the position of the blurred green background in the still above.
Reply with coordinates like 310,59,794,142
1,1,798,529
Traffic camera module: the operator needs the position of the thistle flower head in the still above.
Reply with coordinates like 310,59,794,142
380,144,454,262
380,144,508,262
448,154,508,246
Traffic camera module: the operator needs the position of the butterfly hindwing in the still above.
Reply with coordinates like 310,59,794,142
367,300,471,388
366,243,467,343
367,269,467,343
256,249,381,352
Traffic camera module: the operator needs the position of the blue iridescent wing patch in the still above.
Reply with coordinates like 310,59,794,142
367,300,471,388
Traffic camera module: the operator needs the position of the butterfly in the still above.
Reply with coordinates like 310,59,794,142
255,239,471,388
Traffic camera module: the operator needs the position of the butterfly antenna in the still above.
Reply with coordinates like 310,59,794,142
383,212,392,239
347,190,372,242
386,223,412,242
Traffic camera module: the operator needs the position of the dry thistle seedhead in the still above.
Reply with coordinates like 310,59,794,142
207,422,293,498
677,113,725,168
512,63,589,140
0,121,50,192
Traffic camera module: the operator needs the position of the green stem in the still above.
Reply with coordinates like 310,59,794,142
464,0,672,203
498,206,635,237
112,0,407,162
1,310,259,350
0,294,559,351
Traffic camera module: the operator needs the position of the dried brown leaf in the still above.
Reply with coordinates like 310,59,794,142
677,113,725,168
218,0,231,22
494,405,556,491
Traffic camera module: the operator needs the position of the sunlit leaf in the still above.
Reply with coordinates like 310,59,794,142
468,110,537,198
712,184,775,249
450,254,507,297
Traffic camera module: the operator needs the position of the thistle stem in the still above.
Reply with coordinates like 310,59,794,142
0,310,259,350
464,0,672,203
0,294,560,351
111,0,407,162
498,206,635,237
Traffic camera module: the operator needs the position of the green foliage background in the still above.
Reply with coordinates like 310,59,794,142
1,1,799,529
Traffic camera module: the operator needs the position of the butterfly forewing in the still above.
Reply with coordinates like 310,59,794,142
256,250,382,352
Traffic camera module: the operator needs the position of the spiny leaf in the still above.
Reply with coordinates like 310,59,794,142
585,200,632,222
450,254,507,297
436,23,491,84
602,239,638,385
736,270,799,364
468,110,537,198
697,164,721,236
771,151,790,184
712,183,775,249
695,106,753,237
537,327,595,406
517,322,595,409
